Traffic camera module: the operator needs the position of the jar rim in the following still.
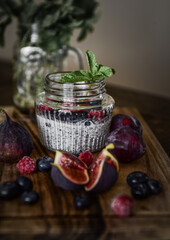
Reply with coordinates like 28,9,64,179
45,72,105,85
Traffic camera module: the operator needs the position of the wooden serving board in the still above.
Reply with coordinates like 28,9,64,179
0,106,170,239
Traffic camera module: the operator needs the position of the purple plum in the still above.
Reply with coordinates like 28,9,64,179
106,127,146,163
110,114,143,134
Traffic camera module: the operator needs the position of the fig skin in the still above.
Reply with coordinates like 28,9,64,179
110,114,142,134
85,161,118,193
106,127,146,163
0,110,33,163
51,164,84,191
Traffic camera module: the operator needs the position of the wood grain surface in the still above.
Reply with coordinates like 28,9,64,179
0,106,170,240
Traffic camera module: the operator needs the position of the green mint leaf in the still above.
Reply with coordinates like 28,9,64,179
98,65,115,77
86,50,99,76
59,50,115,83
93,74,104,81
59,70,92,83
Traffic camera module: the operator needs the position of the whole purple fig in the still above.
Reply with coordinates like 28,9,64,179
0,109,33,163
106,127,146,163
110,114,142,134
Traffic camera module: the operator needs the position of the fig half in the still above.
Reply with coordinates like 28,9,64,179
51,151,89,191
85,143,119,192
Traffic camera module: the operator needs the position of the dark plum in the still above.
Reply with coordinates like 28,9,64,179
147,179,162,195
106,127,146,163
110,114,142,134
131,183,150,199
16,176,33,191
127,171,148,187
74,194,91,210
0,181,20,200
21,191,39,204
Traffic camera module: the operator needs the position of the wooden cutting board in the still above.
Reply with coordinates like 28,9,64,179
0,106,170,235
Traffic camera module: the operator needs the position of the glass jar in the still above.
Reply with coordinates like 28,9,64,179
13,23,84,113
35,72,115,155
13,23,47,112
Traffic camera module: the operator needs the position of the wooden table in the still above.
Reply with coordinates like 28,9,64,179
0,61,170,240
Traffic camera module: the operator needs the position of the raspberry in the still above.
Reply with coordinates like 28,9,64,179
88,110,105,120
62,102,78,112
16,156,36,174
37,104,52,113
111,195,133,217
78,150,94,167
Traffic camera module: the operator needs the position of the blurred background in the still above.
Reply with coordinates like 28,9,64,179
0,0,170,98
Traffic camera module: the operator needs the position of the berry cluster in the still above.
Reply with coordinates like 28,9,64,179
36,104,107,125
17,156,54,174
0,176,39,204
127,171,162,199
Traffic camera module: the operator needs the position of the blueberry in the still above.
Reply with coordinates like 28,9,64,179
37,156,54,171
0,181,20,200
131,183,150,199
147,179,162,195
45,122,51,127
65,113,73,122
21,191,39,205
127,171,148,187
59,113,66,121
16,176,33,192
85,121,91,126
74,195,91,210
78,112,87,121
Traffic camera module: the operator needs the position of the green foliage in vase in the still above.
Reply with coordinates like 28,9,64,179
0,0,101,51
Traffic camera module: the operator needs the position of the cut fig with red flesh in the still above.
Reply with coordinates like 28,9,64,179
51,151,89,191
97,143,119,172
85,143,119,193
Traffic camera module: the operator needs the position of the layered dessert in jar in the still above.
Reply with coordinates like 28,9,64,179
35,50,115,155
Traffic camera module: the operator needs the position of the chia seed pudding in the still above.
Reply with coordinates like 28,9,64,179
35,73,115,155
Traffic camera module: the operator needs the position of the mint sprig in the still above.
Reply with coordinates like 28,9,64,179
59,50,115,83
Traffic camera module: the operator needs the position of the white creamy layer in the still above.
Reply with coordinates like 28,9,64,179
36,114,111,155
